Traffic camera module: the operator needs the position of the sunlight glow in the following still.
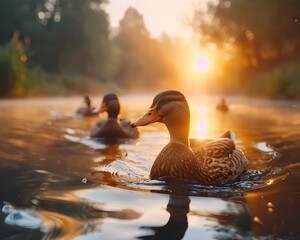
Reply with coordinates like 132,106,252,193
193,55,210,71
196,106,208,139
106,0,199,37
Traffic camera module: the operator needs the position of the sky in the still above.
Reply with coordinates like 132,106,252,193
104,0,200,38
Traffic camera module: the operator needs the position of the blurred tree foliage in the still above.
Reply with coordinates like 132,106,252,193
0,1,180,97
0,0,118,96
113,7,179,90
0,32,33,96
1,0,300,99
193,0,300,99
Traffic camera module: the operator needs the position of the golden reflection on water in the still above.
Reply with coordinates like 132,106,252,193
253,216,263,225
188,100,228,140
191,105,208,139
73,187,245,239
189,104,208,139
41,210,81,240
266,179,274,185
245,187,300,237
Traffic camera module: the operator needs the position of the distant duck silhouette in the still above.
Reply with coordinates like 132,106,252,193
131,90,247,185
216,97,229,112
90,93,139,139
76,95,97,116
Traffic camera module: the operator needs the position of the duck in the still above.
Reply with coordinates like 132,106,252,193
76,95,97,116
90,93,139,139
131,90,247,185
216,97,229,112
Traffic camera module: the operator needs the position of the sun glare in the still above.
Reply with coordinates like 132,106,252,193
194,54,210,71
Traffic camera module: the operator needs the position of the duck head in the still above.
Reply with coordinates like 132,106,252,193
84,95,91,108
98,93,121,119
131,90,190,145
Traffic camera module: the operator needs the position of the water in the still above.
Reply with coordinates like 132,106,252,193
0,95,299,240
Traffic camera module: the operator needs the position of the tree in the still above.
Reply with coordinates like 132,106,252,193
35,0,116,80
0,33,27,96
194,0,300,69
192,0,300,98
0,0,121,97
113,7,179,90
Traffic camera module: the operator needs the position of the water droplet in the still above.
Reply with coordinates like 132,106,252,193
268,207,274,212
65,128,76,135
35,169,49,174
82,178,87,183
253,216,263,224
2,204,14,214
32,199,39,205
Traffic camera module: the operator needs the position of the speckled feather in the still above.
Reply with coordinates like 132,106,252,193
193,138,246,184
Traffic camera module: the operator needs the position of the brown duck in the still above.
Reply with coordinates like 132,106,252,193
76,95,97,116
131,90,247,185
90,93,139,139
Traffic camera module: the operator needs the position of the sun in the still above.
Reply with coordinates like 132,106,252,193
193,54,210,71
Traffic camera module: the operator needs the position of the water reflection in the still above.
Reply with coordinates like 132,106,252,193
138,194,190,240
195,106,208,139
136,187,253,240
91,143,124,185
93,144,123,165
246,183,300,238
34,187,142,239
90,142,149,185
195,202,252,240
0,97,299,239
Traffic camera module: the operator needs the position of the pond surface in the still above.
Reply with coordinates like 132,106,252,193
0,95,299,240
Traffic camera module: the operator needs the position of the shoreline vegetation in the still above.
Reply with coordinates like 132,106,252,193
1,1,300,100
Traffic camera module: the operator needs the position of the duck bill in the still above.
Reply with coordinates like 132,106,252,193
131,107,161,127
93,103,108,114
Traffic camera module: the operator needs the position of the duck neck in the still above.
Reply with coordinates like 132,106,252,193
108,115,119,121
167,122,190,146
107,100,120,119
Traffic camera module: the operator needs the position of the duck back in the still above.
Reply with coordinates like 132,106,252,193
194,138,247,185
91,119,128,138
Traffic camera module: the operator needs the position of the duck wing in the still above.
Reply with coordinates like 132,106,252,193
189,139,210,150
190,130,235,152
77,107,97,116
194,138,247,184
90,120,106,137
194,138,236,158
90,119,139,139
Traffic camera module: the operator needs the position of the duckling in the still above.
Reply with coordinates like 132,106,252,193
76,95,97,116
131,90,247,185
90,93,139,139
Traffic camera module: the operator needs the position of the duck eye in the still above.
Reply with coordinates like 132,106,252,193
147,112,152,116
